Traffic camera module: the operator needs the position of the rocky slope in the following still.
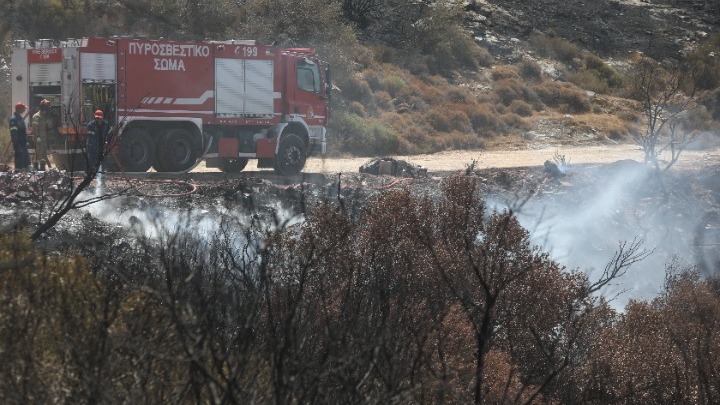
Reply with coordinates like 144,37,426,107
460,0,719,61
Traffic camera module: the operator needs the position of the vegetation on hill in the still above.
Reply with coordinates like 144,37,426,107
2,0,719,158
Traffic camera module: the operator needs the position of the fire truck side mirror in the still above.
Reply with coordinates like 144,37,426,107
325,67,332,99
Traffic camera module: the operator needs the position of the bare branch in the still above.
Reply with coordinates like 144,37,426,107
589,237,653,293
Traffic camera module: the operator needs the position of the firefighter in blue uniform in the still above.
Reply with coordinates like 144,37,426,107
86,110,111,172
9,102,31,172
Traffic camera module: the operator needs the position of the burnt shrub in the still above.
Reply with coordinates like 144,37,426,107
493,78,539,106
426,104,473,133
499,112,531,132
348,101,366,117
491,65,520,81
340,74,372,103
425,108,453,133
372,91,394,111
441,130,486,149
535,81,591,113
509,99,534,117
466,102,504,136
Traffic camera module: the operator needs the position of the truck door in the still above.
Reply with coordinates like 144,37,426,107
294,58,326,125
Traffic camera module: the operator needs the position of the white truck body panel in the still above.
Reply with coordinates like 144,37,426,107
80,52,117,83
215,58,274,117
11,49,29,108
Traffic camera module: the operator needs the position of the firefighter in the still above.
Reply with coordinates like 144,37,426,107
9,101,31,172
31,99,53,171
86,110,110,172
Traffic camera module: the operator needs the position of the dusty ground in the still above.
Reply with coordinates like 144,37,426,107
189,143,720,174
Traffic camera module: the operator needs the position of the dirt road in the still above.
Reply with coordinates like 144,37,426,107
194,143,720,174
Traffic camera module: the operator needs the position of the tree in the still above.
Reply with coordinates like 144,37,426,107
626,56,700,172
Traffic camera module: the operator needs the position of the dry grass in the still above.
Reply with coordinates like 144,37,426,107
331,44,661,156
535,81,591,113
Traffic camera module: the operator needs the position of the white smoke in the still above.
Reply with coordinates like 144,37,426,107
82,196,303,240
495,161,709,311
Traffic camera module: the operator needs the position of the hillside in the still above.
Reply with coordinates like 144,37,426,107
464,0,720,60
2,0,720,158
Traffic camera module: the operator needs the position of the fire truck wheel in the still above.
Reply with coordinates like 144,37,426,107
117,128,156,172
221,158,249,173
157,129,197,172
274,134,306,176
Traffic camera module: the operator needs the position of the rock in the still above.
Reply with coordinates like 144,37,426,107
359,158,428,178
544,160,565,178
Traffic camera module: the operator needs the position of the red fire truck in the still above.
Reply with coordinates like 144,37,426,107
11,37,331,174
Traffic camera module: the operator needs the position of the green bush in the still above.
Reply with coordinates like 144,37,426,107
568,70,609,94
348,101,367,117
584,54,623,87
330,112,399,156
409,5,487,75
685,34,720,90
381,76,407,97
340,75,373,103
364,70,384,92
0,127,9,165
703,89,720,120
396,126,437,154
529,32,582,63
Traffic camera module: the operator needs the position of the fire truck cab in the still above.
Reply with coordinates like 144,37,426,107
11,37,331,175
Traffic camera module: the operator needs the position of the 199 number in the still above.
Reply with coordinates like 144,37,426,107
235,46,258,57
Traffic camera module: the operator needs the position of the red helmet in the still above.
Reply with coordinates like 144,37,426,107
94,110,104,119
15,101,28,111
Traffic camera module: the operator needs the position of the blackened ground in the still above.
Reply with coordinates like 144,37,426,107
1,158,718,308
472,0,720,60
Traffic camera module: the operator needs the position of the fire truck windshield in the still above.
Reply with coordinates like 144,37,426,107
297,59,320,93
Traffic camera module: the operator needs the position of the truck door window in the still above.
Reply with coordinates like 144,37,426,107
297,59,320,93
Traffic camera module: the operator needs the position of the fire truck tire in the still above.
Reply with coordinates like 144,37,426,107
157,129,197,172
117,128,156,172
274,134,306,176
220,158,249,173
